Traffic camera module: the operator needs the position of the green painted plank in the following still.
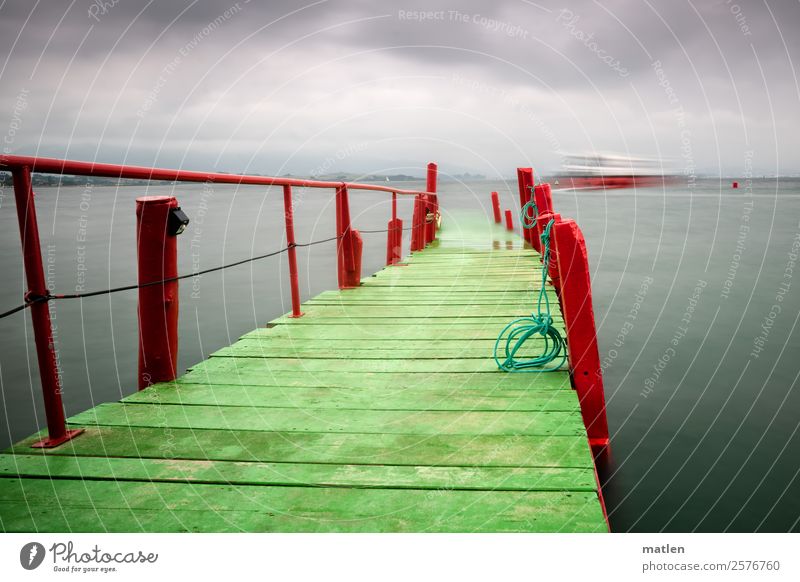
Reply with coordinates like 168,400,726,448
122,382,578,411
243,326,555,341
68,403,584,436
177,369,571,390
0,479,606,532
8,427,594,468
195,355,567,373
212,338,563,360
0,454,596,492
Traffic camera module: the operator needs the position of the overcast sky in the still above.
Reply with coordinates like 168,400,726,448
1,0,798,177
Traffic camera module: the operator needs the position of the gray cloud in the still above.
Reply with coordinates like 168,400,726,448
1,0,798,176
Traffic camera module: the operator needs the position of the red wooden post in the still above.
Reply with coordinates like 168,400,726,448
537,212,562,290
532,183,553,250
386,192,403,265
490,191,501,223
552,218,609,455
11,166,83,448
425,162,438,243
136,196,180,390
504,209,514,231
516,167,537,250
282,185,303,317
410,194,424,251
335,185,363,288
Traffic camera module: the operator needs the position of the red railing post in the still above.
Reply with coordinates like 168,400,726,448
532,183,554,250
551,218,609,455
335,184,362,288
386,192,403,265
11,166,83,448
516,167,537,250
490,191,501,223
537,212,562,290
136,196,180,390
504,209,514,231
411,194,424,251
282,185,303,317
425,162,438,243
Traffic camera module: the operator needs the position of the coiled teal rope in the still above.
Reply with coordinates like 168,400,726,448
493,219,567,372
521,196,538,230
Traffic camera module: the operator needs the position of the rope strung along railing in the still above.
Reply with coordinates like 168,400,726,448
0,219,429,320
493,217,567,372
0,153,438,447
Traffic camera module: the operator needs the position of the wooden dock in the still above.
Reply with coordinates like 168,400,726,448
0,212,607,532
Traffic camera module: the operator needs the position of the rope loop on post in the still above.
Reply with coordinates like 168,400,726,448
493,218,567,373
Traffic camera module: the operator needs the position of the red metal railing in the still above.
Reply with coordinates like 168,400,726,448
0,154,438,447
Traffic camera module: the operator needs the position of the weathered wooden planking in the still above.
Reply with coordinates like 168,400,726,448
123,382,578,411
0,211,606,533
9,427,594,468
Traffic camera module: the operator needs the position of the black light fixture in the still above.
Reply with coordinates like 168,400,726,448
168,206,190,236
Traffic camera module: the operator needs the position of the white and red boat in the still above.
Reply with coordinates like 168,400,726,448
554,152,677,190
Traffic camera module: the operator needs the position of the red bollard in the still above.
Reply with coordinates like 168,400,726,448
537,212,562,290
551,218,609,455
12,166,83,448
336,185,363,288
282,185,303,317
516,168,537,250
425,162,438,243
490,191,501,223
136,196,180,390
386,192,403,265
504,209,514,231
532,183,554,247
410,194,424,252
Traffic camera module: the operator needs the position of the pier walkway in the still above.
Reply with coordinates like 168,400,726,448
0,213,606,532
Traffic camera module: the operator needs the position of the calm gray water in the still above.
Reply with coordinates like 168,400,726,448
1,177,798,532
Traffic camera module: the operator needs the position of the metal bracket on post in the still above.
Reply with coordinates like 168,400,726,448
12,166,84,448
336,185,362,288
136,196,181,391
551,218,610,456
516,168,537,250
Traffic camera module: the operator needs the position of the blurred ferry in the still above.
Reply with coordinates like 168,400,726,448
554,152,678,190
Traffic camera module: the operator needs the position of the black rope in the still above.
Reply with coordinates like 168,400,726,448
0,221,432,321
0,234,343,320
